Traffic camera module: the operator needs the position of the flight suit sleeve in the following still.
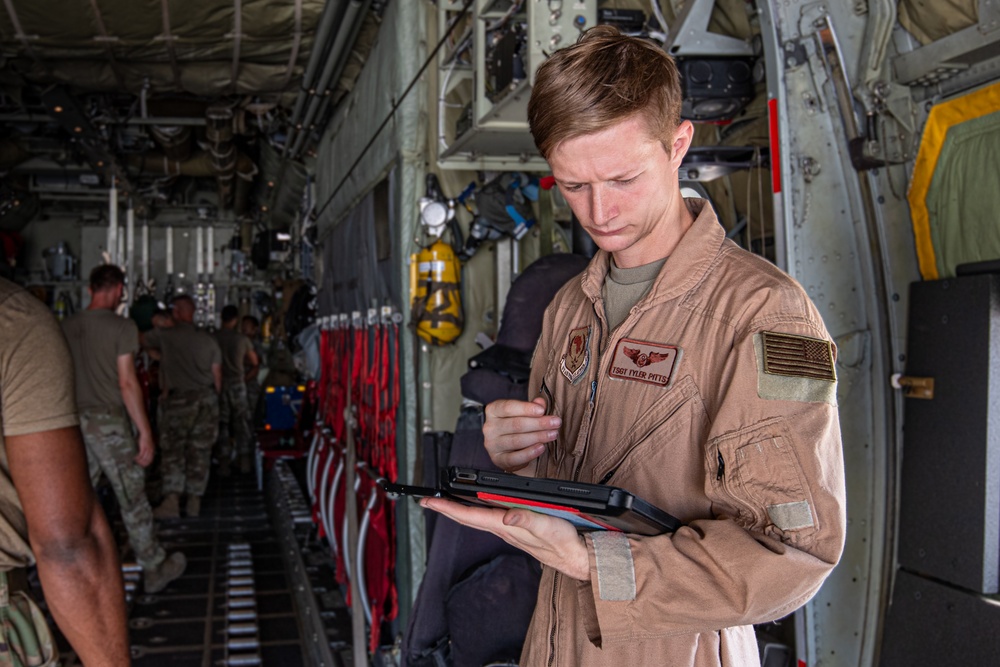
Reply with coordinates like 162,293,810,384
578,314,846,643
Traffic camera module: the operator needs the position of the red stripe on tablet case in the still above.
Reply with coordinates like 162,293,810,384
476,492,621,531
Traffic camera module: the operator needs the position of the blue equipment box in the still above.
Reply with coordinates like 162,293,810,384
263,385,304,431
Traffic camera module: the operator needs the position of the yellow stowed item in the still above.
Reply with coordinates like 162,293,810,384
409,239,464,345
908,80,1000,279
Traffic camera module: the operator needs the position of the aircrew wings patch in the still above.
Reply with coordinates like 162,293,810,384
608,338,681,388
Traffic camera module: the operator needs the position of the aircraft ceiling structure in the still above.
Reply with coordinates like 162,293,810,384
0,0,384,230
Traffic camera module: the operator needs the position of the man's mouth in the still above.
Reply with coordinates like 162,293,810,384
588,226,622,237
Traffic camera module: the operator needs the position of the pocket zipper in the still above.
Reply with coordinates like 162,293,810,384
598,467,617,485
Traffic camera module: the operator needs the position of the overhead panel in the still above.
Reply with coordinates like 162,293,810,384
436,0,596,171
0,0,324,96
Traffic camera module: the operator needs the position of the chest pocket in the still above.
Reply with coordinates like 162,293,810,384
588,375,706,491
708,417,819,548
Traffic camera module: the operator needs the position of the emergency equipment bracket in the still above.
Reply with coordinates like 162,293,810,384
893,0,1000,87
891,373,935,400
665,0,755,57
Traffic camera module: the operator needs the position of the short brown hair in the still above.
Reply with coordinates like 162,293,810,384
89,264,125,292
527,25,682,159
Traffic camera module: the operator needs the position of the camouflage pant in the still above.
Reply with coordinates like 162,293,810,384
80,408,166,570
160,389,219,497
216,383,252,465
246,378,261,429
0,570,57,666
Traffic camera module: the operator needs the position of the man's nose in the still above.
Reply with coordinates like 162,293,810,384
589,186,616,226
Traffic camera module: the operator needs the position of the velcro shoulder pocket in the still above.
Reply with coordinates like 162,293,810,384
708,417,819,547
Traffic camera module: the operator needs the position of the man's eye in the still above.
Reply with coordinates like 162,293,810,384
562,184,584,193
615,177,638,186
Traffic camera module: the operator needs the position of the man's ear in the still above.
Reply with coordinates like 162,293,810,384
669,120,694,169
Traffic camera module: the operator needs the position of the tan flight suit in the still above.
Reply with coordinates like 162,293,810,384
521,200,846,666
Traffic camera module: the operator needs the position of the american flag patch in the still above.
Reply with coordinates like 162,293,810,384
762,331,836,381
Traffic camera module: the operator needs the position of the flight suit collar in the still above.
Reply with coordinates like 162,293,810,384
580,198,725,308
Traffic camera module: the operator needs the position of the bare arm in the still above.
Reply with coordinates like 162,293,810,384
243,347,259,383
7,426,130,666
117,353,155,467
212,363,222,393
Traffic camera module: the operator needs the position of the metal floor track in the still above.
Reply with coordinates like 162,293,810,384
124,471,326,667
36,464,358,666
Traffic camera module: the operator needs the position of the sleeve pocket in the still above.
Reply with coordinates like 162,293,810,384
710,418,819,548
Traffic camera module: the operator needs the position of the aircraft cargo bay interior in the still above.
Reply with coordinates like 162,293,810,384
0,1,999,666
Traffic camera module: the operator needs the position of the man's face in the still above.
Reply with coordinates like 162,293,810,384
241,320,257,337
548,115,693,268
172,299,195,321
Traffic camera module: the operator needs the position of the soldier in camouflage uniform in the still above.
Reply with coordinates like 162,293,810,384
62,265,187,594
145,295,222,519
78,410,171,571
216,306,259,475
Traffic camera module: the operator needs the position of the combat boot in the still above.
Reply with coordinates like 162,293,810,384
153,493,180,519
144,552,187,593
185,494,201,518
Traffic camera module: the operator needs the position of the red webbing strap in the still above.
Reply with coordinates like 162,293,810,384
333,327,349,442
351,325,364,449
357,325,367,464
389,322,400,620
371,323,387,474
318,328,331,424
381,323,399,482
317,314,402,651
364,326,373,463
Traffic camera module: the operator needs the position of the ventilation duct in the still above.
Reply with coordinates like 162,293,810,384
206,104,238,209
149,125,194,162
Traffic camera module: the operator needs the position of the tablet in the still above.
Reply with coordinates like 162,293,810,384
383,466,680,536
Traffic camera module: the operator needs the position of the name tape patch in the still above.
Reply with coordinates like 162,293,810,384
608,338,681,388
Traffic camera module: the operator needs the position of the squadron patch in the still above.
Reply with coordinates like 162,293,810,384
560,326,591,383
608,338,681,388
755,332,837,404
